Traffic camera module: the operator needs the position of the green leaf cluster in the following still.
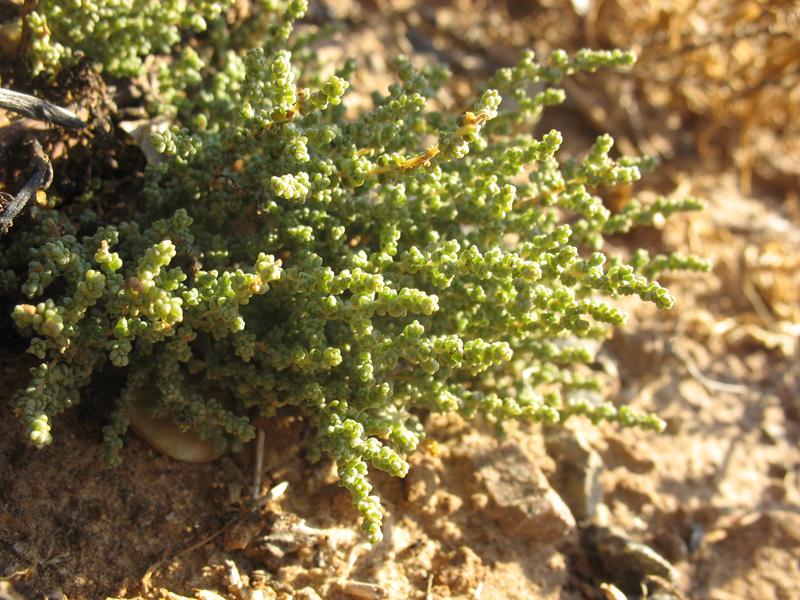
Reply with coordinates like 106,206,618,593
26,0,233,76
2,0,709,543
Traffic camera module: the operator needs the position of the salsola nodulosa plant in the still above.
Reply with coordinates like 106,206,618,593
2,0,708,542
25,0,231,76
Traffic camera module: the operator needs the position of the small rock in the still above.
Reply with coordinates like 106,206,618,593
583,525,679,592
473,442,576,543
544,426,604,521
128,399,224,463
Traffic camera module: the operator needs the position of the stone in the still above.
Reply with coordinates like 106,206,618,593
473,442,576,543
583,525,679,592
544,426,604,522
127,396,224,463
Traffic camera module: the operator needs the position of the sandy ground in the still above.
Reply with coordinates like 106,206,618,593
1,2,799,599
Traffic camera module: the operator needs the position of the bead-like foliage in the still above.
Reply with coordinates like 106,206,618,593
26,0,232,76
3,0,708,543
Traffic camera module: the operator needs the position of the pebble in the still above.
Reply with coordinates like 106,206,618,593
544,427,604,522
472,442,576,543
583,525,679,591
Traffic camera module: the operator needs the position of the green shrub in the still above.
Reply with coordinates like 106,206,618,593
2,0,707,542
26,0,231,76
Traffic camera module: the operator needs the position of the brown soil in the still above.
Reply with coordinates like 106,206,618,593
2,2,799,599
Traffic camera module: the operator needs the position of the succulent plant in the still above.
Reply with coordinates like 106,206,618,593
2,0,708,543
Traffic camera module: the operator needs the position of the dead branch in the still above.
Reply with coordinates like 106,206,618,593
0,139,53,234
0,87,86,129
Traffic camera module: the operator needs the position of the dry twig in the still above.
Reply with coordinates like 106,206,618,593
0,139,53,234
0,87,86,130
0,88,88,233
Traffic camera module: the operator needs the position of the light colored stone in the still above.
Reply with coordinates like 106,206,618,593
473,442,576,543
544,427,604,522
